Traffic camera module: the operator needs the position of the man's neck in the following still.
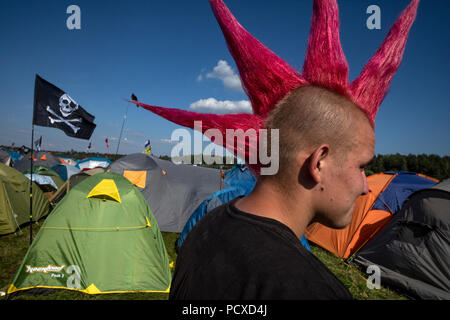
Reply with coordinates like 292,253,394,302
234,178,313,239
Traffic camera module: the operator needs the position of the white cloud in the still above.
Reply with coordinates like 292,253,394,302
189,98,252,114
203,60,243,92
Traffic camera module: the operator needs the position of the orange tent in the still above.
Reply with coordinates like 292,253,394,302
305,172,438,259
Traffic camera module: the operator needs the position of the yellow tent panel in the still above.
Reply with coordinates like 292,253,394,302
86,179,121,203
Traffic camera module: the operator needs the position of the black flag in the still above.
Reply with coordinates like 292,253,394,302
131,93,138,107
33,74,96,140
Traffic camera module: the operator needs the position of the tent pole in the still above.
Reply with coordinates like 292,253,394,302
29,124,34,246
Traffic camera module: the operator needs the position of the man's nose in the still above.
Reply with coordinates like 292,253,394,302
361,172,369,195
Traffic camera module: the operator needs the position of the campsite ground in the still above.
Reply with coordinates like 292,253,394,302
0,224,405,300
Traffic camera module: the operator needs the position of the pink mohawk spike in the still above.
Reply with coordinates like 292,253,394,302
302,0,349,95
128,100,264,171
209,0,308,118
350,0,420,124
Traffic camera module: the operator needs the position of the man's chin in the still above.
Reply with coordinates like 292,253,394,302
339,210,354,228
330,220,351,230
318,211,353,230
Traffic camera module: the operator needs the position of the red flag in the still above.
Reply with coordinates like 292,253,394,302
105,138,109,148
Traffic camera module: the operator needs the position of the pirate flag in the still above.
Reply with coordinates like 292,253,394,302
33,74,96,140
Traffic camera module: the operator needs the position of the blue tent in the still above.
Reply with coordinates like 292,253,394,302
177,165,311,251
223,164,257,190
372,171,439,214
52,164,81,181
7,150,22,164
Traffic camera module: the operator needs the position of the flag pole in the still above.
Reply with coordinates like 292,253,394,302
29,125,35,245
115,103,129,156
29,77,37,245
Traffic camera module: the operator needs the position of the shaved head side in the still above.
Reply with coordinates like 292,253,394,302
264,86,373,186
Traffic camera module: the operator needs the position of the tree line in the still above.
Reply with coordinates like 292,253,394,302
365,154,449,181
3,146,448,181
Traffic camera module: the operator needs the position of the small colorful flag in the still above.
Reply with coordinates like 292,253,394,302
34,136,42,151
143,139,151,154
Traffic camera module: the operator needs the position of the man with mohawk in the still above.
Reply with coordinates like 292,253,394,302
130,0,419,299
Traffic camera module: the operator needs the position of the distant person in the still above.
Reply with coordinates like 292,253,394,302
129,0,420,299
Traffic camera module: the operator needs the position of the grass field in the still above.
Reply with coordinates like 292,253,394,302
0,222,405,300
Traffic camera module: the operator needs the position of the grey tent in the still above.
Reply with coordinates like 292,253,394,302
353,179,450,300
0,149,12,166
13,151,62,172
108,153,222,232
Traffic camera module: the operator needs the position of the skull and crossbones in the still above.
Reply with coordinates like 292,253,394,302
47,94,82,134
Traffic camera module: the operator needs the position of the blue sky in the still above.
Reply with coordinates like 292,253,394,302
0,0,448,157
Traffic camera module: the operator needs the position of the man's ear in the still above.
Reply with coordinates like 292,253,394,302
308,144,330,184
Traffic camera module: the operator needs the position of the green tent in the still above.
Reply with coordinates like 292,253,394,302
0,163,51,235
108,153,223,232
24,165,64,190
47,167,105,205
7,172,171,295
